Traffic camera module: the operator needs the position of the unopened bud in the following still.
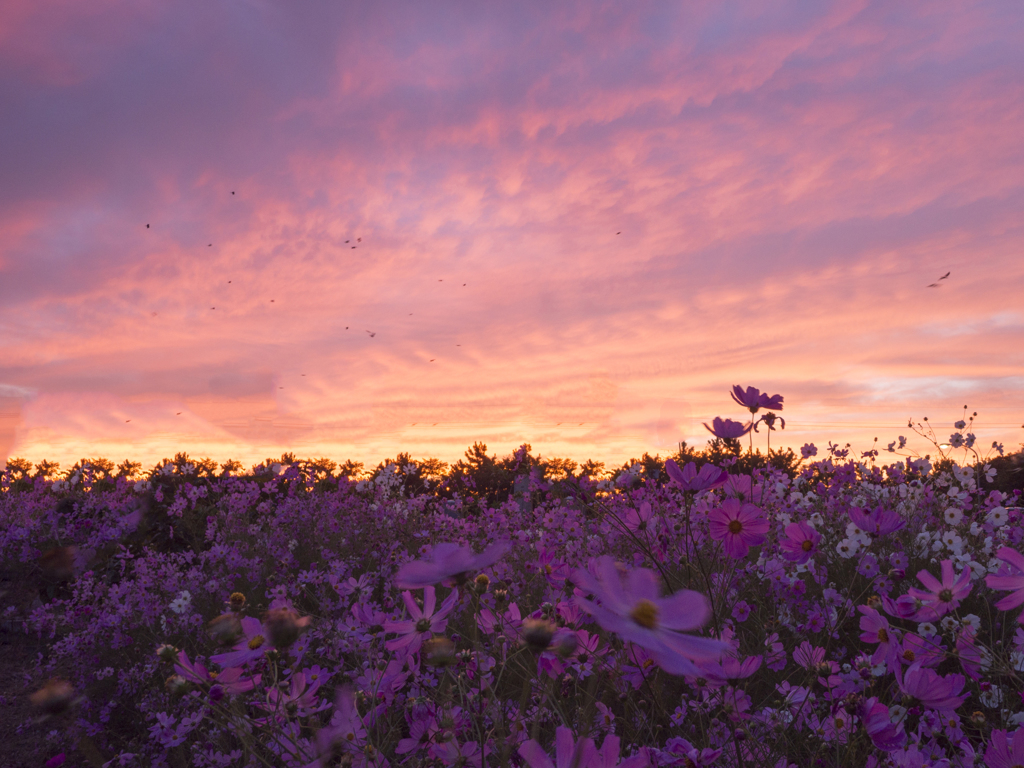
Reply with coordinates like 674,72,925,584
30,679,75,716
422,636,456,666
165,675,190,696
474,574,490,594
228,592,246,611
156,644,179,663
208,613,243,645
264,608,310,649
522,619,555,652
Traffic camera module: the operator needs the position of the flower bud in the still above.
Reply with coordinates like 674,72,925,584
522,619,555,652
156,644,179,663
30,679,75,716
165,675,190,696
264,608,310,649
228,592,246,612
422,636,456,666
208,613,243,645
473,574,490,594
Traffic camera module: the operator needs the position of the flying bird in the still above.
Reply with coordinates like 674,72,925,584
125,420,131,423
231,191,235,195
928,271,951,287
616,231,621,234
146,224,149,228
366,330,375,337
176,412,181,415
430,359,435,362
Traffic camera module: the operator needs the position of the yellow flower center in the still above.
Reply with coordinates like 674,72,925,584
939,588,954,602
801,540,813,551
248,634,265,650
877,629,888,642
630,599,659,629
728,520,743,534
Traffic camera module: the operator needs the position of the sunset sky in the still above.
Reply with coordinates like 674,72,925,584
1,0,1022,473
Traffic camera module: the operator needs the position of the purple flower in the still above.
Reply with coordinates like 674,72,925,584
985,728,1024,768
383,586,458,654
590,734,649,768
573,557,727,676
657,737,723,767
849,505,905,537
730,386,784,413
858,606,899,670
395,540,509,588
703,417,753,439
665,460,728,492
174,651,260,694
707,499,769,559
518,726,597,768
986,547,1024,623
897,663,968,713
209,616,271,669
906,560,972,621
860,697,906,752
779,521,821,564
312,687,374,768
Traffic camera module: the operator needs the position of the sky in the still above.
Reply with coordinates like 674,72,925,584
1,0,1023,473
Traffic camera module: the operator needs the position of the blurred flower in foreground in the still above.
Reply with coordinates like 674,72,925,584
985,727,1024,768
395,541,509,588
518,726,597,768
703,417,752,439
30,679,77,717
573,557,726,676
986,547,1024,624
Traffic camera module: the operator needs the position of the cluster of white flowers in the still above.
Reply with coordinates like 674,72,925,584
52,472,82,493
169,590,192,615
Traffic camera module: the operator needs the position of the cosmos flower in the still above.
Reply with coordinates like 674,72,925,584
897,663,968,713
518,727,597,768
174,651,260,695
664,459,728,492
848,505,906,537
986,547,1024,623
384,586,458,654
860,697,906,752
702,417,753,439
985,728,1024,768
707,499,769,559
395,541,509,589
730,386,784,413
906,560,973,621
573,557,726,676
779,521,821,564
210,617,271,668
590,733,649,768
858,606,900,670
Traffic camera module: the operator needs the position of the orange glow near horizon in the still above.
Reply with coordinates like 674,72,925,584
1,1,1022,473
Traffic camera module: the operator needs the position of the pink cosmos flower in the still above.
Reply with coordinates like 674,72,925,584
707,499,769,558
792,641,825,670
664,460,728,492
210,616,271,668
658,738,722,767
573,557,727,676
849,505,905,537
590,734,649,768
703,417,753,439
518,726,597,768
622,501,656,534
383,586,458,654
730,386,784,413
858,606,899,670
906,560,972,621
897,663,968,713
173,651,260,694
985,728,1024,768
395,540,509,589
986,547,1024,623
859,697,906,752
779,521,821,564
309,687,378,768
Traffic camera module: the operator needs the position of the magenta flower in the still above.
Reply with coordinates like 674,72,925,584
658,738,722,767
622,501,657,533
210,616,271,668
312,687,371,768
848,505,905,537
518,726,597,768
573,557,727,676
897,663,968,712
857,606,899,670
173,651,260,694
707,498,769,558
859,697,906,752
730,386,783,413
793,641,825,670
665,460,728,492
779,521,821,564
906,560,972,621
384,586,458,654
986,547,1024,623
703,417,753,439
985,728,1024,768
591,734,649,768
395,540,509,589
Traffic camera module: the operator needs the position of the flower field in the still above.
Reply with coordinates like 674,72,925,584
2,394,1024,768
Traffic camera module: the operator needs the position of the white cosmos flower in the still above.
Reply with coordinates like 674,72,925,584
942,508,963,526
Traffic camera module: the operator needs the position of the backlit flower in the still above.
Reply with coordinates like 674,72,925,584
986,547,1024,624
779,521,821,564
703,417,753,439
573,557,726,676
384,586,458,654
665,459,728,492
395,541,509,589
730,386,784,413
708,499,769,559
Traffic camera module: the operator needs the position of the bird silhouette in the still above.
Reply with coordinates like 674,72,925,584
366,330,375,337
616,231,621,235
125,419,131,423
145,224,149,228
430,359,435,362
231,191,235,195
928,271,951,287
940,271,950,280
176,412,181,415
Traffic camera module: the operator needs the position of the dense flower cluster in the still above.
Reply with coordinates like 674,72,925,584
2,395,1023,768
